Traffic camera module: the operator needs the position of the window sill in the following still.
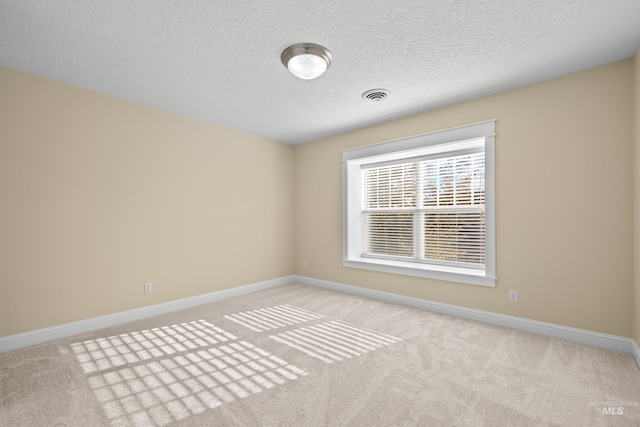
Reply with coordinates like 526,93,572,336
342,257,496,287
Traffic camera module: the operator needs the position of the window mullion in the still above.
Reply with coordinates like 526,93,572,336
415,163,424,260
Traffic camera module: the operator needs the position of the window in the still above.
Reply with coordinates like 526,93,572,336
342,121,496,287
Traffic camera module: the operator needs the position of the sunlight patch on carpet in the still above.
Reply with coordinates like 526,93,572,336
270,320,402,363
70,320,237,374
71,322,308,426
224,304,324,331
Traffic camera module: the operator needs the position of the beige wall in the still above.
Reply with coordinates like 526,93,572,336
295,60,634,337
0,67,295,337
1,58,636,341
634,46,640,344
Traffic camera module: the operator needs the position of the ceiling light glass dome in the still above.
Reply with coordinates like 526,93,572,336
281,43,333,80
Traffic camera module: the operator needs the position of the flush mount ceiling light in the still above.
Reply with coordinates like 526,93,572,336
281,43,332,80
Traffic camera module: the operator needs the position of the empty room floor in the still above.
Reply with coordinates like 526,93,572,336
1,283,639,426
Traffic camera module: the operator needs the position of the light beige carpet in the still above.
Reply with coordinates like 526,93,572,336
1,283,639,426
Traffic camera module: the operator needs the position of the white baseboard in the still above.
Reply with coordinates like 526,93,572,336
4,274,640,370
294,275,640,369
632,340,640,369
0,276,294,352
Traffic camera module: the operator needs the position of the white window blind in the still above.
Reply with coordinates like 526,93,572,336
364,163,416,258
363,151,485,268
342,120,496,287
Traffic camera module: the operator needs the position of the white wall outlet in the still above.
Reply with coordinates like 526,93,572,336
144,282,152,294
303,260,308,269
509,290,518,302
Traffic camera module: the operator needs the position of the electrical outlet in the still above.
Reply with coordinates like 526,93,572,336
144,282,152,294
303,260,308,269
509,290,518,302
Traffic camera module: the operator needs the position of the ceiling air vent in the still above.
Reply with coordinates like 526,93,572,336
362,88,390,102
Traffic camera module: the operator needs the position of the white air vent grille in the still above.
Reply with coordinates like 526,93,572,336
362,89,390,102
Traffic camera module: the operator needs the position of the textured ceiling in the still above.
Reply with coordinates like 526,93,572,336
2,1,640,145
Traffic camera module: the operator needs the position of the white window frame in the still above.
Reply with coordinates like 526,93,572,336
342,120,496,287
